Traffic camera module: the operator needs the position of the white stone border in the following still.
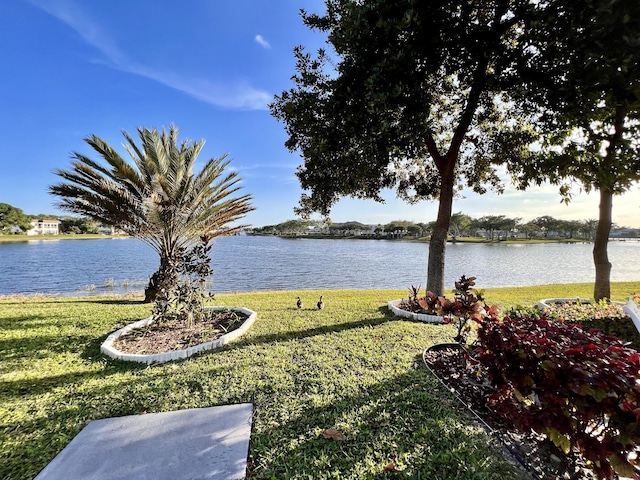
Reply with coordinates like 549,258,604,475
100,306,256,364
537,298,625,310
623,298,640,335
387,299,444,323
537,298,592,310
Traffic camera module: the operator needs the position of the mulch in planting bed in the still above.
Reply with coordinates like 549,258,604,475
113,309,249,355
423,345,596,480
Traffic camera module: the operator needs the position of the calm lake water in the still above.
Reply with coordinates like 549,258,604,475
0,235,639,296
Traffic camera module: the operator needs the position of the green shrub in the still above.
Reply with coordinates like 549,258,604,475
540,299,628,321
539,299,640,350
152,237,214,326
578,317,640,351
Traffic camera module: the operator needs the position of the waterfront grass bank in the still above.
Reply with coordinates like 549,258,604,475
0,233,127,243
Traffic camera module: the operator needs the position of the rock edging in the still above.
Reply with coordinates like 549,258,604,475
537,297,625,310
387,299,444,323
100,306,257,364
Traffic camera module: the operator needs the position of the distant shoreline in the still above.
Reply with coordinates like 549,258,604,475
0,234,128,243
247,233,593,244
5,232,638,245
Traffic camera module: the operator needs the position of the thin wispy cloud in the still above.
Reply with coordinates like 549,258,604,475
27,0,271,110
255,34,271,49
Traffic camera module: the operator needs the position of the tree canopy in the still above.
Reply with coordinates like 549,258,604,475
505,0,640,300
59,217,100,235
474,215,521,241
0,203,32,233
271,0,541,295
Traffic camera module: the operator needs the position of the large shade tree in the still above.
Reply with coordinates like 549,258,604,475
271,0,541,295
473,215,520,241
50,125,254,302
0,203,32,233
505,0,640,300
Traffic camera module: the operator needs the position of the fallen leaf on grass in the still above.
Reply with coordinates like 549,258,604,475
322,428,346,441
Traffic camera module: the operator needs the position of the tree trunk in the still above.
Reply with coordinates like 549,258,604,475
593,189,613,301
143,255,179,303
427,166,455,296
143,270,162,304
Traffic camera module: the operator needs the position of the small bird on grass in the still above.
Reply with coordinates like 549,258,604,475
317,295,324,310
296,296,303,309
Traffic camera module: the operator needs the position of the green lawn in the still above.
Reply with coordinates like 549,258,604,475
1,283,639,479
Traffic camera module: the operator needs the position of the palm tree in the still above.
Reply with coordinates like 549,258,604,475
49,125,255,302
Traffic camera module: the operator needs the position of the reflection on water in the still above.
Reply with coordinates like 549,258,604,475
0,236,638,295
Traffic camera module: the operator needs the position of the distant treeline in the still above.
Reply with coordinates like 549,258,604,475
249,214,640,241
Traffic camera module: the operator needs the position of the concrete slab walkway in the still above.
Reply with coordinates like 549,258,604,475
35,404,253,480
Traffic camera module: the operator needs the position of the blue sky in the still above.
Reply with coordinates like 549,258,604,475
1,0,639,228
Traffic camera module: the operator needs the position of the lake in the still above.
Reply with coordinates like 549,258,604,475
0,236,638,296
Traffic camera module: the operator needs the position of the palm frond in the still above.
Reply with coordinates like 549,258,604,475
50,124,254,286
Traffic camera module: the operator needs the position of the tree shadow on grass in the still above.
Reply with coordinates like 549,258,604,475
4,360,520,480
0,297,146,306
90,298,146,305
229,301,446,354
245,362,521,479
0,359,145,402
0,311,149,370
0,371,168,480
1,325,151,400
73,313,396,373
75,305,451,370
0,313,59,330
235,315,392,349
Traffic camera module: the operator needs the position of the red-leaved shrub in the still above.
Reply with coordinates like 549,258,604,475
475,315,640,479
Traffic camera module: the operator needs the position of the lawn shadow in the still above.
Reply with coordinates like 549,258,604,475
0,313,60,330
231,315,392,350
80,313,398,367
1,327,151,400
90,298,147,305
0,296,146,306
1,368,166,480
246,364,519,479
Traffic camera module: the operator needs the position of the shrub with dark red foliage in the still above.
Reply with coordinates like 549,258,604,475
475,315,640,480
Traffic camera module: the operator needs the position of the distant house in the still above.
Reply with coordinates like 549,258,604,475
27,219,61,236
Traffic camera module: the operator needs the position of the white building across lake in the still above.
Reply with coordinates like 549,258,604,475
27,219,60,236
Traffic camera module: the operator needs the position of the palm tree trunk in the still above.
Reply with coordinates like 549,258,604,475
143,271,161,303
143,255,179,303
